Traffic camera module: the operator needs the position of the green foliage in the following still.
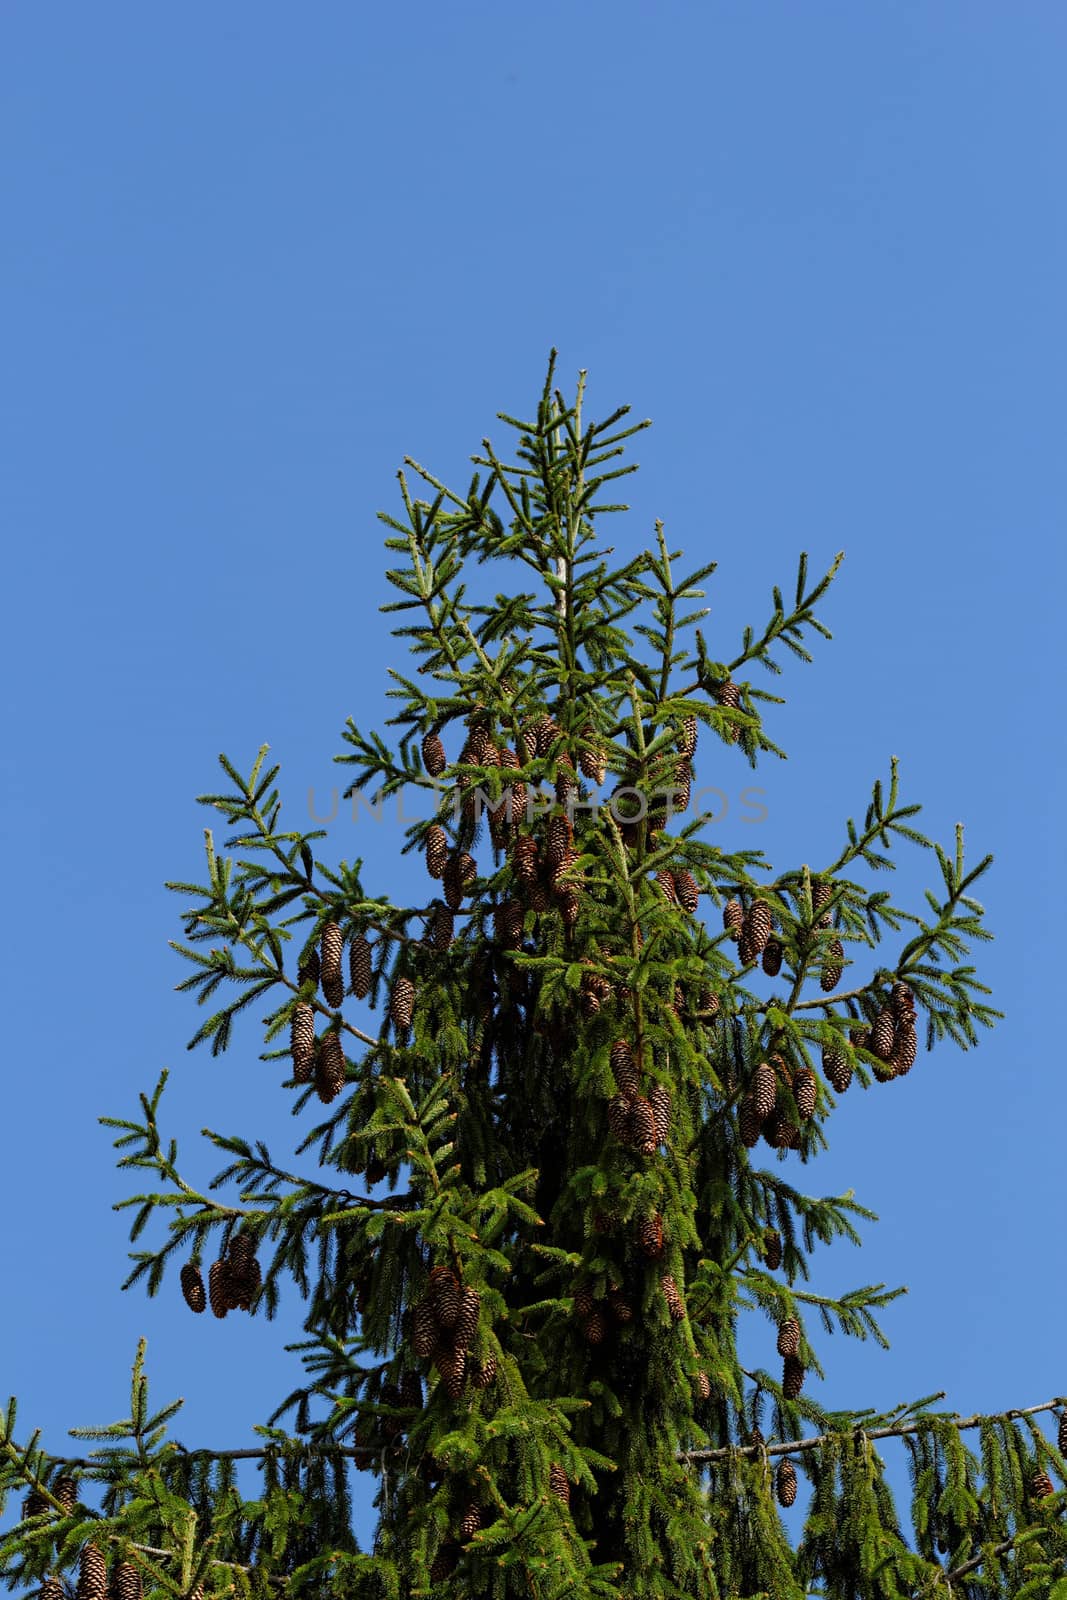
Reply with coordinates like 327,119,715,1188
4,354,1050,1600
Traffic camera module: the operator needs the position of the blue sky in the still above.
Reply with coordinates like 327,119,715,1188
2,1,1065,1563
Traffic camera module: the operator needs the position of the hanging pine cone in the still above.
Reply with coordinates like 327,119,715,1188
454,1287,481,1351
764,1230,783,1271
321,921,345,1007
763,1109,799,1150
793,1068,817,1121
471,1353,498,1389
630,1096,658,1155
583,1308,608,1345
298,947,320,991
850,1024,871,1052
762,938,783,976
608,1094,633,1142
607,1289,634,1323
777,1317,801,1358
112,1561,142,1600
649,1085,673,1144
610,1039,638,1099
316,1030,346,1102
743,900,773,960
458,1502,484,1541
1031,1467,1055,1500
822,1042,852,1093
812,881,833,929
871,1006,896,1061
1059,1409,1067,1456
752,1062,777,1122
499,899,525,949
668,868,697,914
549,1463,571,1506
694,1369,712,1401
23,1491,49,1519
435,1345,467,1399
714,680,741,740
739,1095,762,1148
290,1002,315,1083
55,1477,77,1514
573,1282,595,1319
227,1233,260,1310
412,1299,438,1358
429,1267,462,1330
349,933,372,999
820,939,844,992
679,713,699,757
390,975,416,1034
430,1544,459,1582
891,1020,918,1075
421,730,446,777
660,1273,686,1322
656,869,678,904
638,1214,665,1259
425,824,449,880
723,899,744,940
776,1458,798,1508
782,1355,805,1399
512,834,539,887
890,980,914,1019
208,1259,232,1319
76,1544,108,1600
534,714,561,757
180,1262,206,1314
431,903,454,952
38,1582,65,1600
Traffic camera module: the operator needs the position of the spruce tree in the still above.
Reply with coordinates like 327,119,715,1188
4,353,1066,1599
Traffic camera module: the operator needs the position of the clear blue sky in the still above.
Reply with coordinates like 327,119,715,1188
2,1,1064,1562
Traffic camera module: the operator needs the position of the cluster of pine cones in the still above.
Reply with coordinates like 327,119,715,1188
776,1316,806,1400
724,886,845,992
288,920,376,1101
180,1231,260,1320
23,1477,76,1523
607,1039,672,1155
572,1278,637,1343
409,1268,494,1397
851,983,918,1080
738,1054,816,1151
55,1544,151,1600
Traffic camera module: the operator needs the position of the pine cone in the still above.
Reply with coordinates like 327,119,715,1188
76,1544,108,1600
890,981,914,1019
390,975,416,1034
776,1458,798,1508
764,1230,783,1271
290,1002,315,1082
425,824,449,880
180,1262,206,1314
208,1259,232,1319
112,1562,142,1600
549,1463,571,1506
714,680,741,740
496,899,525,949
458,1502,483,1541
442,850,476,909
610,1040,638,1099
454,1287,481,1351
782,1355,805,1399
660,1273,686,1322
739,1095,762,1148
23,1492,49,1520
723,899,744,940
321,921,345,1007
546,815,572,869
55,1478,77,1514
777,1317,801,1358
793,1068,817,1121
649,1085,672,1144
432,903,454,952
891,1021,918,1075
656,870,678,904
471,1353,498,1389
743,899,773,960
674,869,700,914
349,934,372,999
412,1299,438,1358
820,939,844,992
638,1214,665,1259
607,1290,634,1323
695,1369,712,1401
679,713,699,757
573,1284,595,1319
316,1031,346,1102
38,1582,65,1600
429,1267,462,1330
608,1094,633,1142
850,1024,871,1052
512,834,539,886
871,1006,896,1061
421,730,446,777
435,1344,467,1399
822,1043,852,1094
629,1096,658,1155
298,947,320,991
534,714,561,757
1059,1409,1067,1457
752,1062,777,1122
764,1109,801,1150
1031,1467,1055,1500
812,881,833,928
762,938,784,976
583,1308,608,1345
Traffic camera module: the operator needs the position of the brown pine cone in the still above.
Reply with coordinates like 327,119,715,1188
812,881,833,929
316,1030,346,1102
534,714,561,757
762,938,783,976
674,869,700,914
723,899,744,941
298,947,320,990
793,1068,817,1121
470,1353,498,1389
782,1354,805,1399
1031,1468,1055,1500
679,713,699,757
39,1582,65,1600
739,1095,762,1148
583,1308,608,1345
649,1084,673,1144
434,1344,467,1399
425,824,449,880
656,870,678,904
1059,1409,1067,1457
112,1561,142,1600
629,1096,658,1155
290,1002,315,1082
321,921,345,1007
390,975,416,1034
573,1283,595,1319
752,1062,777,1122
891,1020,918,1075
23,1491,49,1520
454,1286,481,1351
764,1230,783,1271
411,1299,438,1358
180,1262,206,1314
429,1267,462,1330
76,1544,108,1600
660,1273,686,1322
512,834,539,886
349,933,372,999
208,1259,232,1319
638,1213,665,1259
694,1369,712,1401
607,1290,634,1323
610,1039,638,1099
743,899,773,959
421,730,446,777
458,1502,484,1541
432,903,454,952
54,1478,77,1514
549,1463,571,1505
777,1317,801,1358
890,980,914,1019
714,679,741,740
822,1042,852,1093
608,1094,633,1142
871,1006,896,1061
820,938,844,992
776,1458,798,1507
